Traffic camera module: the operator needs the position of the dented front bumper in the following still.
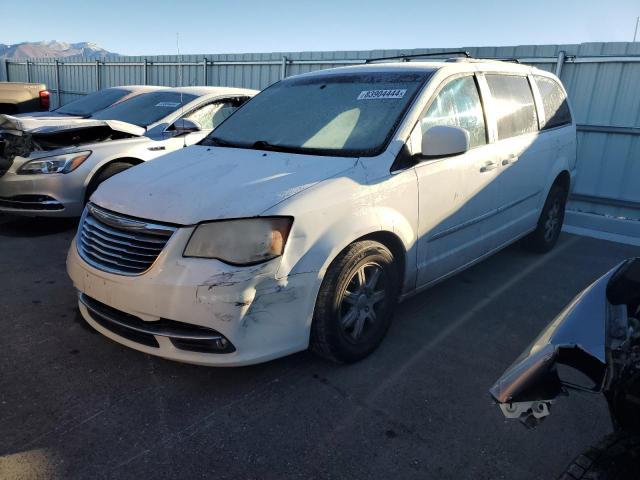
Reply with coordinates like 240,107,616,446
66,228,321,366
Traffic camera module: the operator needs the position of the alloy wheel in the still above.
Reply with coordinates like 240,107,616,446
338,262,387,342
544,199,561,243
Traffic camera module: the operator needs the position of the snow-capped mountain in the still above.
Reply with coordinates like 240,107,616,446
0,41,119,59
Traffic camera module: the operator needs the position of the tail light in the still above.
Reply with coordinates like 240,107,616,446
39,90,50,110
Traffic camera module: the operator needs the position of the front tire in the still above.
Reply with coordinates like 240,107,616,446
310,240,400,364
523,184,567,253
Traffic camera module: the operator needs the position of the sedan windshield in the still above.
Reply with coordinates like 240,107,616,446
56,88,132,117
204,72,430,157
92,91,197,127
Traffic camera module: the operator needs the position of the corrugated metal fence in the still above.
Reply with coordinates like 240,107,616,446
1,43,639,231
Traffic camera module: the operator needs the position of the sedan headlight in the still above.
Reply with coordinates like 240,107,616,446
184,217,293,265
18,151,91,175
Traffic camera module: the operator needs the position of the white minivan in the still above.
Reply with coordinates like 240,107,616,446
66,58,576,366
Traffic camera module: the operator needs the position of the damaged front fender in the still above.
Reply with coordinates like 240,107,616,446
489,264,620,425
490,258,640,427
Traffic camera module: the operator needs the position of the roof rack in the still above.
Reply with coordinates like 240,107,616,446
488,57,520,64
365,51,472,63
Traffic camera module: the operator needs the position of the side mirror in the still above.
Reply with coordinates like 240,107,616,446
421,125,470,158
172,118,201,135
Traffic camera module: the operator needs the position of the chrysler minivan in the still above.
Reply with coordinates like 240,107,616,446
66,58,576,366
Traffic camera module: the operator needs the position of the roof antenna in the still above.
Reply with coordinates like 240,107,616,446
177,32,187,148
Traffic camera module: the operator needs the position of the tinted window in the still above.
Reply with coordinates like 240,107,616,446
205,72,430,157
56,88,131,116
534,75,571,129
421,76,486,149
486,75,538,140
92,92,197,127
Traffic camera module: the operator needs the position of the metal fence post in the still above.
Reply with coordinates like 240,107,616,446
4,60,9,82
25,61,30,83
280,56,288,79
95,60,100,91
202,58,208,85
555,50,566,78
54,59,61,107
143,58,148,85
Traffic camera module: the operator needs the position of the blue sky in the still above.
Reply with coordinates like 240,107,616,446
2,0,639,55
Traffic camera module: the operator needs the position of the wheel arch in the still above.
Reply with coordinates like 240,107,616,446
538,168,571,214
552,169,571,194
301,227,410,294
356,231,407,292
83,157,144,203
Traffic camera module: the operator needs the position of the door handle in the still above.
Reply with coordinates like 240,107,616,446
501,154,519,166
480,161,498,173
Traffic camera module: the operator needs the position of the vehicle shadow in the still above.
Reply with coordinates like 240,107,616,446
0,214,78,237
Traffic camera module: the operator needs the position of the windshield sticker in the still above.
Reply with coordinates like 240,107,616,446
357,89,407,100
155,101,181,107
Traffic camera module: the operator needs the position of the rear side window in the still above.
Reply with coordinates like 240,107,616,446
91,91,197,127
56,88,130,116
534,75,572,129
486,74,538,140
420,76,487,149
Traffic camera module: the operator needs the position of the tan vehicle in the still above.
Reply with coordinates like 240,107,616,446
0,82,50,114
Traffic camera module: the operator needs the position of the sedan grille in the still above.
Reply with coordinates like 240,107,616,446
77,203,177,275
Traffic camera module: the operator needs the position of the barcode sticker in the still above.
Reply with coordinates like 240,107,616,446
357,89,407,100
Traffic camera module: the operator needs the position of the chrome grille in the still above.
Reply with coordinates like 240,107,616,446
77,203,176,275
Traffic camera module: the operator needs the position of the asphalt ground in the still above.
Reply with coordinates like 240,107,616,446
1,214,639,479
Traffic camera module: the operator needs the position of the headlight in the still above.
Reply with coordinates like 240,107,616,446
183,217,293,265
18,151,91,174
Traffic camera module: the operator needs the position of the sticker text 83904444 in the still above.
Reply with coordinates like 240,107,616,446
357,89,407,100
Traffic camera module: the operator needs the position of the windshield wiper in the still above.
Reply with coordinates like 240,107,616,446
204,138,352,157
204,137,243,148
250,140,312,154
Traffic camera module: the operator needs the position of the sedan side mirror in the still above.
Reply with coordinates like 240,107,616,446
421,125,470,159
172,118,201,135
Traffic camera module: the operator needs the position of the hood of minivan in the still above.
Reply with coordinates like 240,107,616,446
91,145,358,225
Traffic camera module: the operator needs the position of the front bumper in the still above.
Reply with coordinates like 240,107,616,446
67,228,321,366
0,167,84,217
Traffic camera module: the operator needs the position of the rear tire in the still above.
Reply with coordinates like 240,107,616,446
84,162,135,204
523,184,567,253
558,433,640,479
310,240,400,364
